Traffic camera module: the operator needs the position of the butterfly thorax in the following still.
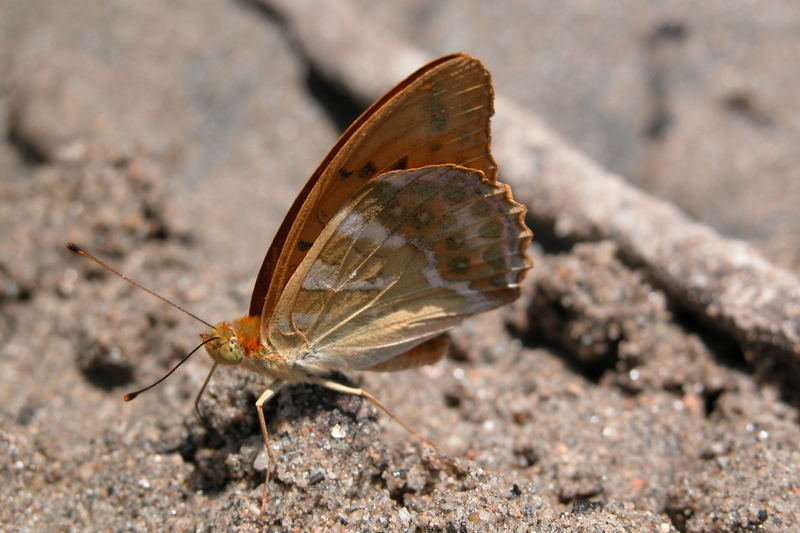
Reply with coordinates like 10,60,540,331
201,316,299,381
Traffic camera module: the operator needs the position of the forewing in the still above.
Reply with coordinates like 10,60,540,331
268,165,532,373
251,54,496,343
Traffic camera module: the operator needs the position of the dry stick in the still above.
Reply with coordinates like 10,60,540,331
492,97,800,365
262,0,800,368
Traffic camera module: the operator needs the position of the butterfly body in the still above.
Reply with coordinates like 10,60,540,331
198,320,334,386
201,317,317,383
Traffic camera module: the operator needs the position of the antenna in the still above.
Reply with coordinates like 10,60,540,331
65,242,214,328
124,336,218,401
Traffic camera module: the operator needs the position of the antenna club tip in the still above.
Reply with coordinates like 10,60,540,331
65,242,82,253
123,392,138,402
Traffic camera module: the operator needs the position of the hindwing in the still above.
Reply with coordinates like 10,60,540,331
268,165,531,373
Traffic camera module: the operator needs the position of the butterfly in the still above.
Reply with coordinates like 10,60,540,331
200,52,532,513
69,53,532,517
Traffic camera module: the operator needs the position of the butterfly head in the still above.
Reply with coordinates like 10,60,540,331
201,322,244,366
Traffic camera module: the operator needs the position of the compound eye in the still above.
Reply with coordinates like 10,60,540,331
219,337,243,365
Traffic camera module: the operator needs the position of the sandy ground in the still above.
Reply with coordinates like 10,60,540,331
1,1,799,531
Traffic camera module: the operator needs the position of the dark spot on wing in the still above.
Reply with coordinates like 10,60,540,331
371,181,397,202
298,240,313,251
447,256,471,274
445,232,465,250
483,245,506,269
338,168,353,180
411,208,434,230
359,161,377,179
424,96,449,131
378,205,405,226
392,156,409,170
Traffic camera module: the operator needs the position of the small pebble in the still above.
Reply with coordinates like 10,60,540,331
331,424,346,439
253,450,269,471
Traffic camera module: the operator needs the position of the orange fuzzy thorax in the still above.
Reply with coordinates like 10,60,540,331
230,315,262,354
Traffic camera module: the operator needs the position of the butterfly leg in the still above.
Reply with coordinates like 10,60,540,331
306,376,437,451
193,362,218,426
255,380,285,519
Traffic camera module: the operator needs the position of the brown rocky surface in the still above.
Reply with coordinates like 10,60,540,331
1,1,798,531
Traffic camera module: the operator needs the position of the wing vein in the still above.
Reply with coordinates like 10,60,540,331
302,171,451,342
308,248,415,349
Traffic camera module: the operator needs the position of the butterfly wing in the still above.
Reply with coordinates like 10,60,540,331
362,335,450,372
250,55,496,345
268,165,531,374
